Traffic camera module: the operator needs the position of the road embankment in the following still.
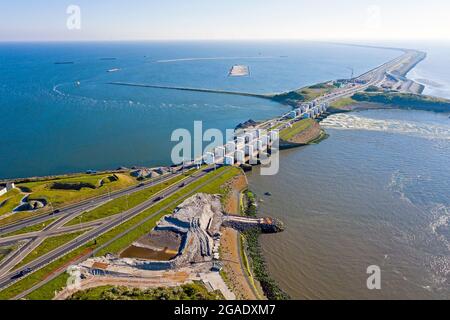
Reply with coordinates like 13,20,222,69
219,171,261,300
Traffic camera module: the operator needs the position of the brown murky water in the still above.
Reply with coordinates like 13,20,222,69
120,245,178,261
248,110,450,300
120,229,183,261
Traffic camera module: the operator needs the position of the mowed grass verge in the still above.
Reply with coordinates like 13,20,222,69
0,166,241,300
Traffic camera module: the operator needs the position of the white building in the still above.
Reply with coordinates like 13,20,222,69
224,156,235,166
225,141,236,155
261,135,269,147
204,152,215,165
256,139,264,151
245,144,254,156
287,111,297,119
235,150,245,163
214,146,225,158
244,132,253,143
236,136,245,147
0,182,15,197
257,129,266,138
269,131,279,143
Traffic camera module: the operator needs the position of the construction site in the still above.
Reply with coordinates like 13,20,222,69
66,193,283,299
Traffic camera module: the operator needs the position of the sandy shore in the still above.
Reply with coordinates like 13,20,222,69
220,173,259,300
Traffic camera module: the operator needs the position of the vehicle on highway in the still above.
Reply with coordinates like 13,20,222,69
179,183,186,188
12,268,33,279
154,196,165,202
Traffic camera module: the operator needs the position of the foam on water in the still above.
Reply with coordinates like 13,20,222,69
322,113,450,141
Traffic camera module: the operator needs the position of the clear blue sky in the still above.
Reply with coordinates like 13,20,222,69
1,0,450,41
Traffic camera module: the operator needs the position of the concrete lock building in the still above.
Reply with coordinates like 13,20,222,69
224,155,235,166
204,152,215,165
257,139,264,150
257,129,266,139
287,111,297,119
270,131,279,143
214,146,225,157
245,144,254,156
244,133,253,143
235,150,245,163
261,135,269,146
225,141,236,154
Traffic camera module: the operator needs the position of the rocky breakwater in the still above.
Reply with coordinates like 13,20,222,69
222,215,285,234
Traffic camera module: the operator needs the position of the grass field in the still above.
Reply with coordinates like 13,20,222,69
67,282,223,300
0,173,137,227
0,189,24,217
13,231,86,271
272,83,337,106
0,166,241,300
20,173,136,208
64,170,196,226
298,84,335,101
330,97,357,109
279,119,314,141
352,92,450,112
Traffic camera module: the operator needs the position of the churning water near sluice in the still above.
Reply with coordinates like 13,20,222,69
321,112,450,141
248,109,450,299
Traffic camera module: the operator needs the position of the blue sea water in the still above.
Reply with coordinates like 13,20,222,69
0,41,399,179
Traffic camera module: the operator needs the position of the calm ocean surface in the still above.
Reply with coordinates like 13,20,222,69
0,41,398,178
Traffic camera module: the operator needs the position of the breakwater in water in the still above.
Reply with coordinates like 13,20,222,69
108,82,274,99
